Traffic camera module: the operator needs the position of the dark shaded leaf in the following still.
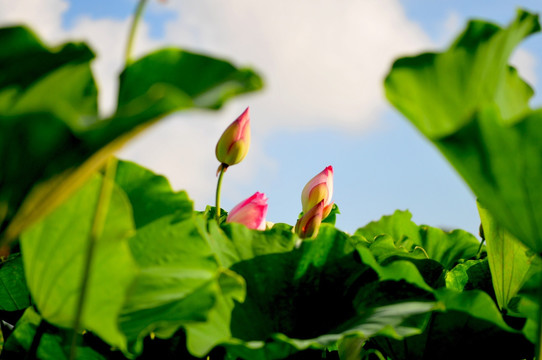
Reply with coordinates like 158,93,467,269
0,254,30,311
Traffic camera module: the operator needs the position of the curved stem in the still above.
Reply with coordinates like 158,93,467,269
69,157,118,360
215,164,227,221
124,0,149,66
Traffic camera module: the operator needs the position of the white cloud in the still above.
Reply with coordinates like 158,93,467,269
0,0,68,41
440,11,463,46
511,47,538,87
161,0,432,132
62,17,160,115
0,0,434,209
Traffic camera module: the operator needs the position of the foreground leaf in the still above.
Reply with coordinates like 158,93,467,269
385,10,542,253
0,25,263,244
20,174,137,351
117,48,263,112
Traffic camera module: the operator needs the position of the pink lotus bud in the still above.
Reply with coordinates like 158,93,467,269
301,166,334,220
295,200,325,239
215,107,251,166
226,192,268,230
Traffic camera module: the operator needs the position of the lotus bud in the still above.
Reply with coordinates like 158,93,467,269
301,166,334,220
215,107,251,167
295,200,325,239
226,192,268,230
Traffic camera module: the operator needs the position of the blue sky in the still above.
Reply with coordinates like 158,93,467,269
1,0,540,237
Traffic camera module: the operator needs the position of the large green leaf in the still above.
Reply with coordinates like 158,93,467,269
20,174,137,351
0,25,263,245
385,10,539,139
205,225,437,359
0,253,30,311
204,221,297,268
117,48,263,112
384,10,542,253
114,160,193,228
119,213,246,357
0,25,98,240
90,158,244,358
478,202,542,310
354,210,480,270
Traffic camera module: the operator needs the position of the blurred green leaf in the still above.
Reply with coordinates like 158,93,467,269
385,10,539,139
385,10,542,253
117,48,263,112
355,210,480,269
0,254,30,311
20,174,137,351
0,25,264,245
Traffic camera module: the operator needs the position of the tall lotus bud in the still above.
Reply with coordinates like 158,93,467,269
301,166,334,220
216,107,251,167
295,200,325,239
226,192,268,230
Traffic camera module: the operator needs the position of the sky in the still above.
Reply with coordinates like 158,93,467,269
0,0,540,237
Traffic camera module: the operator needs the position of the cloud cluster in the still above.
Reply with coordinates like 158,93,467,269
0,0,537,213
162,0,433,131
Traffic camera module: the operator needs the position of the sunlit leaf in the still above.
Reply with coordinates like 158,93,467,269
355,210,480,269
117,49,263,112
204,220,297,268
385,10,542,253
478,202,542,310
114,160,193,228
20,174,137,351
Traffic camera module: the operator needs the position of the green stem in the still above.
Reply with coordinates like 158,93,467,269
124,0,149,66
69,157,118,360
215,164,227,221
476,238,485,259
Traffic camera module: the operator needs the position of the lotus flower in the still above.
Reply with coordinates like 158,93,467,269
295,200,324,238
215,107,251,166
226,192,268,230
301,166,333,220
